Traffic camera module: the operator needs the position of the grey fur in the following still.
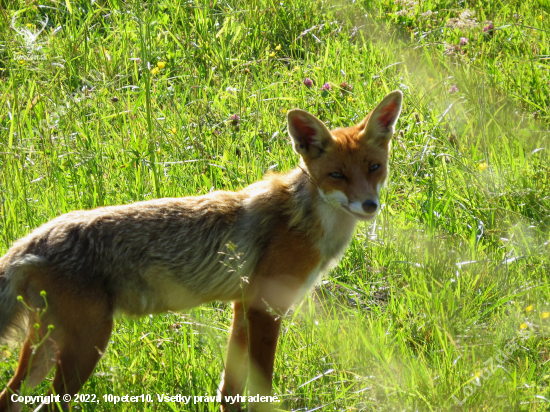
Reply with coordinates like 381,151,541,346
0,169,327,342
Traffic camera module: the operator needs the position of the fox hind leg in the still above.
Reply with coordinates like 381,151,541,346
0,269,114,412
0,324,59,412
0,337,38,412
43,288,113,411
23,313,112,412
43,318,112,411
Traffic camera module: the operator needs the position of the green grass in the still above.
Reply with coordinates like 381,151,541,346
1,0,549,410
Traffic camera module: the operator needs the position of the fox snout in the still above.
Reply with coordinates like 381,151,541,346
346,196,379,220
362,199,378,214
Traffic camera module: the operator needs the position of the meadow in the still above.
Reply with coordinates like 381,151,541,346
0,0,549,410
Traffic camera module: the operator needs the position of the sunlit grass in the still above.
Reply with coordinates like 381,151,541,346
0,0,549,410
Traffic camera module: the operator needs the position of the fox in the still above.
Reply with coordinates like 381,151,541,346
0,90,402,412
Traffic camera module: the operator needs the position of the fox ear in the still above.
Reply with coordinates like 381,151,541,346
362,90,403,143
287,109,333,159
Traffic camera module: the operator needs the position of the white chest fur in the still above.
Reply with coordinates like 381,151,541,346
295,191,358,302
316,190,358,267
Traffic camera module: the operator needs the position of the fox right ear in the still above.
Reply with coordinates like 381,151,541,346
287,109,333,159
362,90,403,144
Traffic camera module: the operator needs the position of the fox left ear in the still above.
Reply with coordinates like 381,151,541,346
362,90,403,144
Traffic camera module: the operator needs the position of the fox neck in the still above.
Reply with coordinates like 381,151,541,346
294,168,358,269
316,187,358,265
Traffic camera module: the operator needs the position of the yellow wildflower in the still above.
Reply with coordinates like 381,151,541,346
275,44,282,51
538,15,543,21
478,162,488,171
26,23,33,28
151,67,160,75
525,305,533,312
520,323,528,330
269,51,276,58
542,312,549,319
157,61,166,69
347,96,354,102
170,128,177,135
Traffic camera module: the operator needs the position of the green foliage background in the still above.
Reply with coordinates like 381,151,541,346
0,0,549,410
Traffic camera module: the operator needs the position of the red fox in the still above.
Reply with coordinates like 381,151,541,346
0,90,402,412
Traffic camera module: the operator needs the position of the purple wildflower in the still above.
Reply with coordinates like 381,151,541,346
483,23,494,32
322,82,331,92
459,37,468,46
230,114,240,126
449,85,458,93
303,78,313,88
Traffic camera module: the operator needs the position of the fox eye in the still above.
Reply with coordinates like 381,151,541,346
369,164,380,172
329,172,345,179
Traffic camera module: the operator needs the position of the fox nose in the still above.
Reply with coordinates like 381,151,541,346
362,200,378,214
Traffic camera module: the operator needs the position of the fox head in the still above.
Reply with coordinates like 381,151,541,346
287,90,403,221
